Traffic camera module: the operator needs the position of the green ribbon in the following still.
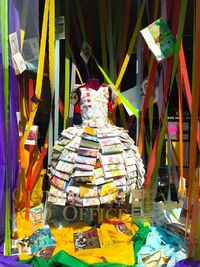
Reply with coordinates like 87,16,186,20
54,0,60,141
92,54,139,119
64,0,70,129
0,0,11,255
113,1,123,68
107,0,116,82
113,2,129,129
149,111,167,191
169,1,188,93
98,0,108,77
75,0,87,42
117,92,139,119
145,134,152,163
195,220,200,260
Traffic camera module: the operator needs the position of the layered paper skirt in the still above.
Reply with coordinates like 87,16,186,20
48,124,145,207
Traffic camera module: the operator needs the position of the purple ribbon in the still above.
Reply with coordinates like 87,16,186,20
0,255,32,267
0,0,20,253
174,258,200,267
8,0,20,193
0,40,6,253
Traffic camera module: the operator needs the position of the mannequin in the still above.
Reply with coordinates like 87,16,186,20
75,78,114,115
47,77,146,208
77,78,102,103
86,78,101,91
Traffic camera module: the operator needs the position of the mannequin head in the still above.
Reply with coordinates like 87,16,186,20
86,77,100,90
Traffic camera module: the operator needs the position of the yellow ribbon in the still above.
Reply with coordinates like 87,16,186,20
114,0,145,91
23,0,50,143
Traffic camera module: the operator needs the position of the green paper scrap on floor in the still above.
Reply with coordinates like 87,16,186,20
19,250,136,267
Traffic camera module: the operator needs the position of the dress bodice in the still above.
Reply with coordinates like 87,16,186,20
79,85,109,127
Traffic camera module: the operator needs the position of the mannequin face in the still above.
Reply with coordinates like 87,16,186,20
86,78,100,90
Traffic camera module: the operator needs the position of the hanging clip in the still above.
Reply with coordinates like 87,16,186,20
31,95,42,104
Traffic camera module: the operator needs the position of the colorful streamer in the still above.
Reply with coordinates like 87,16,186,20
115,0,145,91
179,44,200,150
54,0,60,141
23,0,49,143
1,0,11,255
107,0,116,82
98,0,108,76
177,59,185,200
0,0,11,255
186,0,200,255
63,0,70,128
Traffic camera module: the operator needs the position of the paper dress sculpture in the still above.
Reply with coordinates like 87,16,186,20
48,84,145,207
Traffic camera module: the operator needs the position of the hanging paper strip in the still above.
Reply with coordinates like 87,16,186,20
188,165,200,257
115,0,146,91
49,0,55,91
24,145,34,220
47,0,55,165
68,62,76,123
0,35,6,253
157,62,165,119
47,0,55,159
153,0,159,20
194,161,200,260
63,0,70,129
186,0,200,255
113,1,123,70
24,0,54,220
112,2,127,128
159,0,180,113
179,44,191,109
145,127,152,162
167,130,173,194
177,59,185,200
54,1,60,141
92,54,113,85
107,0,116,82
7,0,22,240
75,0,87,41
20,0,30,48
23,0,50,142
118,0,131,71
98,0,108,76
179,44,200,150
138,59,157,154
148,111,167,191
0,0,11,255
115,0,146,125
84,6,93,51
135,0,146,144
166,0,173,19
106,1,127,128
148,0,159,148
148,94,153,149
72,1,90,77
